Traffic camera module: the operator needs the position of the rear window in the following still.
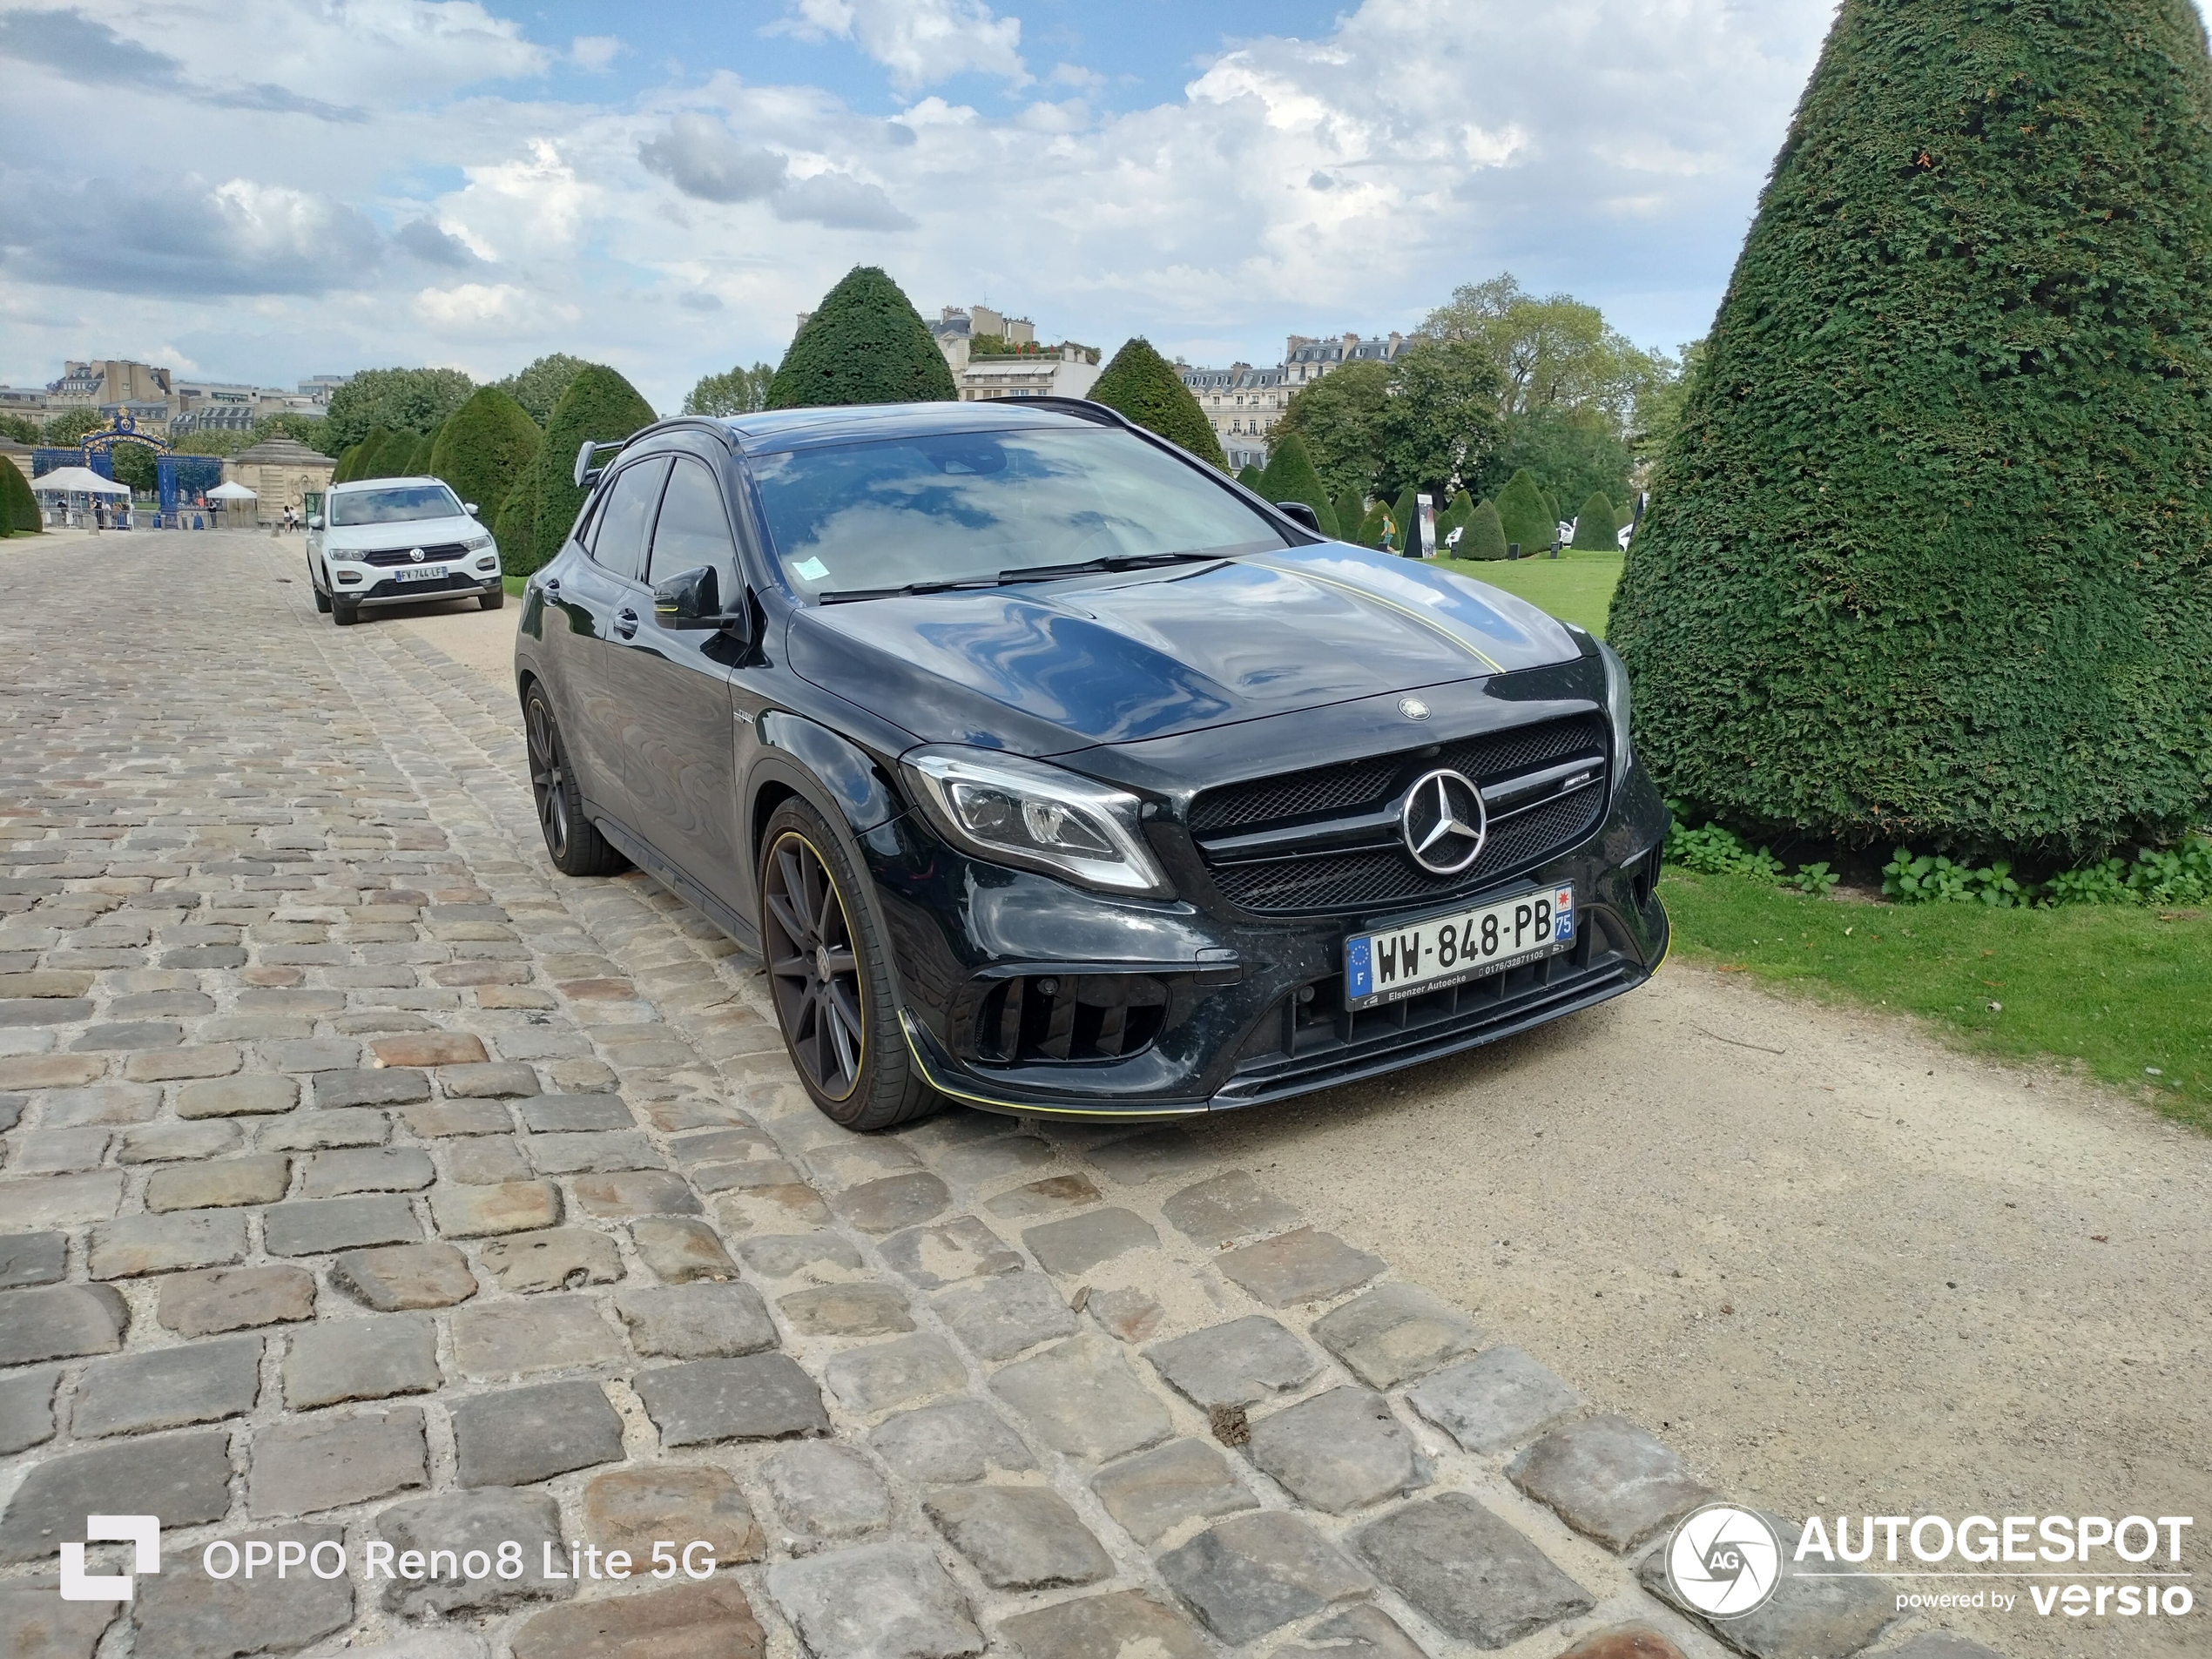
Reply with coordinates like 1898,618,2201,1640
329,483,465,526
748,427,1285,597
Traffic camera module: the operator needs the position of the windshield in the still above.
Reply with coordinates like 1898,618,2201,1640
749,427,1288,597
329,483,465,527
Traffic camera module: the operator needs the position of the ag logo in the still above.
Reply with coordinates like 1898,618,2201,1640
61,1516,159,1602
1666,1504,1780,1618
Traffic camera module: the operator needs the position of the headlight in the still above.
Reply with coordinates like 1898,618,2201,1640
463,535,494,551
325,550,354,565
903,747,1172,898
1599,640,1634,781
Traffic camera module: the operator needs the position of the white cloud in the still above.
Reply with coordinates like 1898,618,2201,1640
412,280,578,330
638,114,786,204
570,34,623,72
769,0,1027,89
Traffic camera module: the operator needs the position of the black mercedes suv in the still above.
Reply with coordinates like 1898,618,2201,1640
515,399,1669,1130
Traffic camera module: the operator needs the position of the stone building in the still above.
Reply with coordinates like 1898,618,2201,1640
1177,333,1411,470
0,435,33,484
927,306,1101,402
223,436,336,525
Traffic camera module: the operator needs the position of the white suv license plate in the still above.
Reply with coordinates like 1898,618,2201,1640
393,565,448,582
1345,885,1575,1010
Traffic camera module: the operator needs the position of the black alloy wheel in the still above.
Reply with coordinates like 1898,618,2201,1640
759,799,934,1130
524,686,626,876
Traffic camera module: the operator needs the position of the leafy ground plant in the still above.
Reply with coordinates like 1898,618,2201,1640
1661,868,2210,1132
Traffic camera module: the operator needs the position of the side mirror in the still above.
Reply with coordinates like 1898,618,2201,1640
462,502,479,517
307,515,322,529
1274,500,1322,533
653,564,728,631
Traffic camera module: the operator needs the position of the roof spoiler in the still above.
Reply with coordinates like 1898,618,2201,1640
989,395,1130,430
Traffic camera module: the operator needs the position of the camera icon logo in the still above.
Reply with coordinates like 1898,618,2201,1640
60,1516,160,1602
1665,1504,1782,1618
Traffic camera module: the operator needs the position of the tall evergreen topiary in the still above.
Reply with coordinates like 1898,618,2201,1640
1257,434,1338,536
337,427,389,483
1332,490,1364,543
1388,487,1417,554
1237,464,1264,491
1465,499,1508,562
1570,491,1618,551
363,428,417,481
768,266,956,409
1611,0,2212,854
429,388,541,521
1089,340,1226,468
1352,501,1388,548
406,429,440,477
529,365,657,574
1,462,40,533
1494,469,1552,555
493,473,536,578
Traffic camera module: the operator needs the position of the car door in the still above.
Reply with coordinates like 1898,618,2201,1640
548,455,671,826
605,452,747,914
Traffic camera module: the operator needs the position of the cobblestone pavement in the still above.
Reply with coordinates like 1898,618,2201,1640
0,534,1979,1659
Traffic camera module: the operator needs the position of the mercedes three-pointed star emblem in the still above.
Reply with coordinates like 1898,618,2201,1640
1399,768,1487,875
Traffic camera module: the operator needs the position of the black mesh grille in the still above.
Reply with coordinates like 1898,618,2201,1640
1204,779,1604,914
359,541,472,568
1190,713,1604,835
363,571,482,599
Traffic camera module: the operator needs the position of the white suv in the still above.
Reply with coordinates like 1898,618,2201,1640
307,476,503,626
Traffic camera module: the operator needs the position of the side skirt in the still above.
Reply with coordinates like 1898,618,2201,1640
591,813,762,954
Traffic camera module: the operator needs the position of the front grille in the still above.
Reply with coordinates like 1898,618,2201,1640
358,542,471,567
364,571,482,599
1190,713,1608,916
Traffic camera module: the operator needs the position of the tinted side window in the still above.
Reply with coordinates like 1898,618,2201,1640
648,458,740,597
587,458,671,584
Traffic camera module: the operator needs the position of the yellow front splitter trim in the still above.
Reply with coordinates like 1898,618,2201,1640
897,1011,1207,1121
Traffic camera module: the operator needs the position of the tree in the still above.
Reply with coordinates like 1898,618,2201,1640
1423,273,1676,435
324,368,475,454
1388,487,1417,554
43,408,103,447
1493,469,1552,556
1610,0,2212,855
1257,435,1337,536
106,444,157,493
358,428,415,481
429,388,541,519
1464,498,1508,562
1629,338,1706,469
1236,464,1264,491
1466,407,1633,526
334,427,388,484
1570,491,1618,550
1373,339,1503,503
252,413,330,451
768,267,956,409
1,461,41,532
1085,339,1224,467
684,363,775,417
1352,500,1389,548
172,430,244,458
530,365,656,574
0,414,40,443
1274,359,1390,502
1331,489,1364,542
493,473,536,578
494,354,593,426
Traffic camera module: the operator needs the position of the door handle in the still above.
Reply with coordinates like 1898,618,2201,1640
614,606,639,639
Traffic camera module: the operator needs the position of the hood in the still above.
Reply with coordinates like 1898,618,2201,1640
320,514,485,550
786,541,1581,753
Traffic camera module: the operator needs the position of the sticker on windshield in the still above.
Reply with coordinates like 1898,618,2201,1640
792,557,828,582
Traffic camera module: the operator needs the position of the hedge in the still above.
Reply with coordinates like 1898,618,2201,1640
1257,434,1337,537
429,388,541,523
493,473,536,578
529,366,657,575
1463,499,1507,562
0,462,38,533
767,266,956,409
1569,491,1618,551
1089,339,1226,468
1237,464,1264,491
1608,0,2212,854
1494,469,1552,556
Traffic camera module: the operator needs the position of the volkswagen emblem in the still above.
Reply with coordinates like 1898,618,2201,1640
1399,697,1430,720
408,547,425,563
1400,768,1487,874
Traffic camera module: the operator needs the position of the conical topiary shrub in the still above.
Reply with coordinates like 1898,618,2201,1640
1494,469,1552,556
1,462,40,533
529,365,657,574
1570,491,1618,551
336,427,388,483
1464,499,1508,562
1610,0,2212,854
1332,490,1365,543
1387,487,1418,554
429,388,542,522
493,473,536,578
1089,340,1226,468
1352,501,1388,548
1237,464,1264,491
1257,434,1337,537
363,428,417,481
767,266,957,409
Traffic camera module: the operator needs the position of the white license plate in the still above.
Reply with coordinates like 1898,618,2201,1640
393,565,447,582
1345,886,1575,1009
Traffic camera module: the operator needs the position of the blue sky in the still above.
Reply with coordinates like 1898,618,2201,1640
0,0,1846,413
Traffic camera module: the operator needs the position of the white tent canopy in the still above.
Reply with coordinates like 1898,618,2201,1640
206,481,258,501
33,467,129,496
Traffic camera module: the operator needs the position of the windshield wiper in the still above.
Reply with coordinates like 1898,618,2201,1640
817,577,1001,604
995,551,1228,585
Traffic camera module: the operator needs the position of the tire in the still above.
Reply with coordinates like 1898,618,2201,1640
523,684,628,877
479,583,506,611
310,557,330,613
332,596,360,626
759,798,935,1131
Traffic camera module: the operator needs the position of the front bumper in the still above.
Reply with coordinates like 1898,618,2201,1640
330,567,502,606
865,765,1671,1120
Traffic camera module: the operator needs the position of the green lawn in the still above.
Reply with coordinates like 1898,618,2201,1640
1661,869,2212,1131
1437,550,1623,637
503,574,527,597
